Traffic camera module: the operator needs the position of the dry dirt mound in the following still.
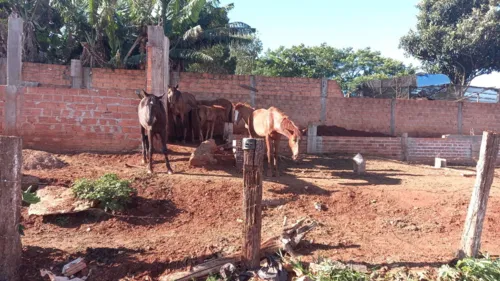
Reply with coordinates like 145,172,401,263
23,149,67,170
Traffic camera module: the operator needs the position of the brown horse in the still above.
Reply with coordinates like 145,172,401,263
167,85,198,143
198,98,233,141
234,103,304,177
138,90,173,174
198,98,233,122
198,104,227,141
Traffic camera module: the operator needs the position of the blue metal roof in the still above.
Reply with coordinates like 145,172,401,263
416,73,451,87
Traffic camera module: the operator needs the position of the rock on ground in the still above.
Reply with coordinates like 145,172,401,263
189,139,218,167
28,186,95,216
23,149,67,170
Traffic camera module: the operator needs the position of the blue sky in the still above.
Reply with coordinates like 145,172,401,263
220,0,500,88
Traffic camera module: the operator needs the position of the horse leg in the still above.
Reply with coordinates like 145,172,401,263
147,130,154,174
189,111,195,143
265,135,273,177
172,114,179,143
205,121,210,141
199,121,205,142
274,135,281,177
181,114,187,144
160,129,174,175
210,120,215,140
141,127,148,164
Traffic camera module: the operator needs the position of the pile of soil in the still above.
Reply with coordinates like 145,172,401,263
23,149,67,170
317,125,391,137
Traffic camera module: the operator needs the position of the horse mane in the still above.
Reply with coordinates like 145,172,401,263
234,102,254,110
281,118,301,137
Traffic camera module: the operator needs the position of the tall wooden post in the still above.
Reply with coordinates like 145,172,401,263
458,131,500,258
0,136,23,281
147,26,170,148
241,138,265,269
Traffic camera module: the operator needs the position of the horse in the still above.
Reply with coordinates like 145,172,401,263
198,98,233,123
234,102,304,177
198,104,227,141
167,85,199,144
137,89,173,174
233,102,255,137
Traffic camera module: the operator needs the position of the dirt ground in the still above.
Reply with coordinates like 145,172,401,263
20,145,500,281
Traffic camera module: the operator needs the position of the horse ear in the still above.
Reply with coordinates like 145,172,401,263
175,84,179,89
158,92,166,99
141,89,151,97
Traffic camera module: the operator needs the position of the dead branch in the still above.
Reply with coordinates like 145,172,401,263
159,218,318,281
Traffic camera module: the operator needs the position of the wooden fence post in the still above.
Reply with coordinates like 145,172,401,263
241,138,265,269
0,136,23,281
458,131,500,258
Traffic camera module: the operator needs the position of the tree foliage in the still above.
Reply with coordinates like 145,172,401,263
0,0,257,72
400,0,500,86
254,44,416,92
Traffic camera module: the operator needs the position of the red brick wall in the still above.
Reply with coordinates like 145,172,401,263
325,98,392,134
394,100,458,137
22,63,71,87
4,86,141,152
91,68,145,90
176,72,339,129
320,136,402,159
462,102,500,135
407,138,472,163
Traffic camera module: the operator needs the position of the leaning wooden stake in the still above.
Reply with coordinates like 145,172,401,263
458,131,500,258
241,138,265,269
0,136,23,281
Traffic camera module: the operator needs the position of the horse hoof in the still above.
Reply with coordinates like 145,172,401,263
142,160,146,165
167,170,174,175
147,170,153,174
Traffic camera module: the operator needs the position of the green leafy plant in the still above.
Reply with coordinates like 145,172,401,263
438,257,500,281
22,187,41,205
71,173,136,212
19,186,41,235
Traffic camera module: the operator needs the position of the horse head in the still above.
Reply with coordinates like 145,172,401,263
141,89,165,125
167,84,180,105
233,102,254,126
283,119,302,161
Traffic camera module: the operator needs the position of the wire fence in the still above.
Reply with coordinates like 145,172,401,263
349,84,500,103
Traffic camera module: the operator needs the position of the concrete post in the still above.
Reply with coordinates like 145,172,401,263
457,102,463,135
163,36,170,90
7,13,23,86
0,58,6,84
147,26,170,149
390,99,396,136
306,123,318,154
147,26,165,95
70,59,83,88
401,133,409,162
320,78,328,124
249,75,256,107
